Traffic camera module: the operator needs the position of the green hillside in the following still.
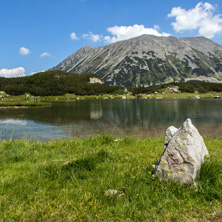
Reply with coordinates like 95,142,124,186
132,81,222,95
0,71,119,96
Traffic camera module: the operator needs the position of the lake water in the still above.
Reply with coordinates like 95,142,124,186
0,99,222,140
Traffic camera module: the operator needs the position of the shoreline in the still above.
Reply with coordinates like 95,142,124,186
0,102,51,108
0,105,29,109
1,92,222,104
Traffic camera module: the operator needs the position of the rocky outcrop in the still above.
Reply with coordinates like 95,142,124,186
152,118,209,183
164,126,178,148
89,77,102,84
50,35,222,88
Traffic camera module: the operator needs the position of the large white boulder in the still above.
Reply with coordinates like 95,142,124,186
152,118,209,183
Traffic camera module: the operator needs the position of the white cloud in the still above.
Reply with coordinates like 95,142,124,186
70,32,79,40
83,32,102,42
40,52,51,58
19,47,31,55
0,67,26,78
168,2,222,38
103,24,171,43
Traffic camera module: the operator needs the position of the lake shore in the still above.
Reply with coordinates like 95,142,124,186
1,91,222,106
35,91,222,100
0,105,28,109
0,101,51,108
1,136,221,221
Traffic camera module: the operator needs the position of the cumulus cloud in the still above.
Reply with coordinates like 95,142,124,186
70,32,79,40
40,52,51,58
83,32,102,42
0,67,26,78
168,2,222,38
19,47,31,55
104,24,171,43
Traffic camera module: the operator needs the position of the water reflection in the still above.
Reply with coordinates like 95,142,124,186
0,99,222,140
0,119,71,141
90,102,103,120
0,119,27,125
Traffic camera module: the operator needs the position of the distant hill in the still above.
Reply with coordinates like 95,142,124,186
132,81,222,95
50,35,222,88
0,71,119,96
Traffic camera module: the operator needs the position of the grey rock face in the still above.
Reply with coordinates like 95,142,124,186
89,77,102,84
164,126,178,147
50,35,222,88
153,118,209,183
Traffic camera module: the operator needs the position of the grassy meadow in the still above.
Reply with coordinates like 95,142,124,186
0,135,222,221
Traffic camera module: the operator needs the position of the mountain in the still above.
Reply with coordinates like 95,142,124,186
50,35,222,87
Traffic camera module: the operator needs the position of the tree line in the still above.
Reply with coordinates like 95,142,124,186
0,71,119,96
131,81,222,95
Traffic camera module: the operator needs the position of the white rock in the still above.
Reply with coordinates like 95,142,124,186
164,126,178,147
104,189,118,197
152,118,209,183
89,77,102,84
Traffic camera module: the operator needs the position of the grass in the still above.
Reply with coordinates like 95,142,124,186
138,91,222,99
0,136,222,221
1,91,222,104
0,93,52,107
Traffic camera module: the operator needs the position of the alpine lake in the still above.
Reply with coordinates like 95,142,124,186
1,98,222,141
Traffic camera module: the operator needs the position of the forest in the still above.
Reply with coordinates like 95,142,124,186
131,81,222,95
0,70,119,96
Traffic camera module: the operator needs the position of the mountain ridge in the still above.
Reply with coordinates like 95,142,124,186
50,35,222,87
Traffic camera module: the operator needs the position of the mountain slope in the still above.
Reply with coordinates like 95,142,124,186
51,35,222,87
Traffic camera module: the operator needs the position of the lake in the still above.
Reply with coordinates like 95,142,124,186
0,98,222,140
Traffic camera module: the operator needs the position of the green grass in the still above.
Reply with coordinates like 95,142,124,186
0,136,222,221
139,92,222,99
1,91,222,104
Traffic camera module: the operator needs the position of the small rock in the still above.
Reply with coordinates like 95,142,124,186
104,187,126,198
104,189,118,197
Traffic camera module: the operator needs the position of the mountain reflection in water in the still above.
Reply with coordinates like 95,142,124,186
0,99,222,140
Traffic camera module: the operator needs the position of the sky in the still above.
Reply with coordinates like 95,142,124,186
0,0,222,78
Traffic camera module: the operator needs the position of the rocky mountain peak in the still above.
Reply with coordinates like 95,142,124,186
50,35,222,87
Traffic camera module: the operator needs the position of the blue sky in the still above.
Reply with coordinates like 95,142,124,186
0,0,222,77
